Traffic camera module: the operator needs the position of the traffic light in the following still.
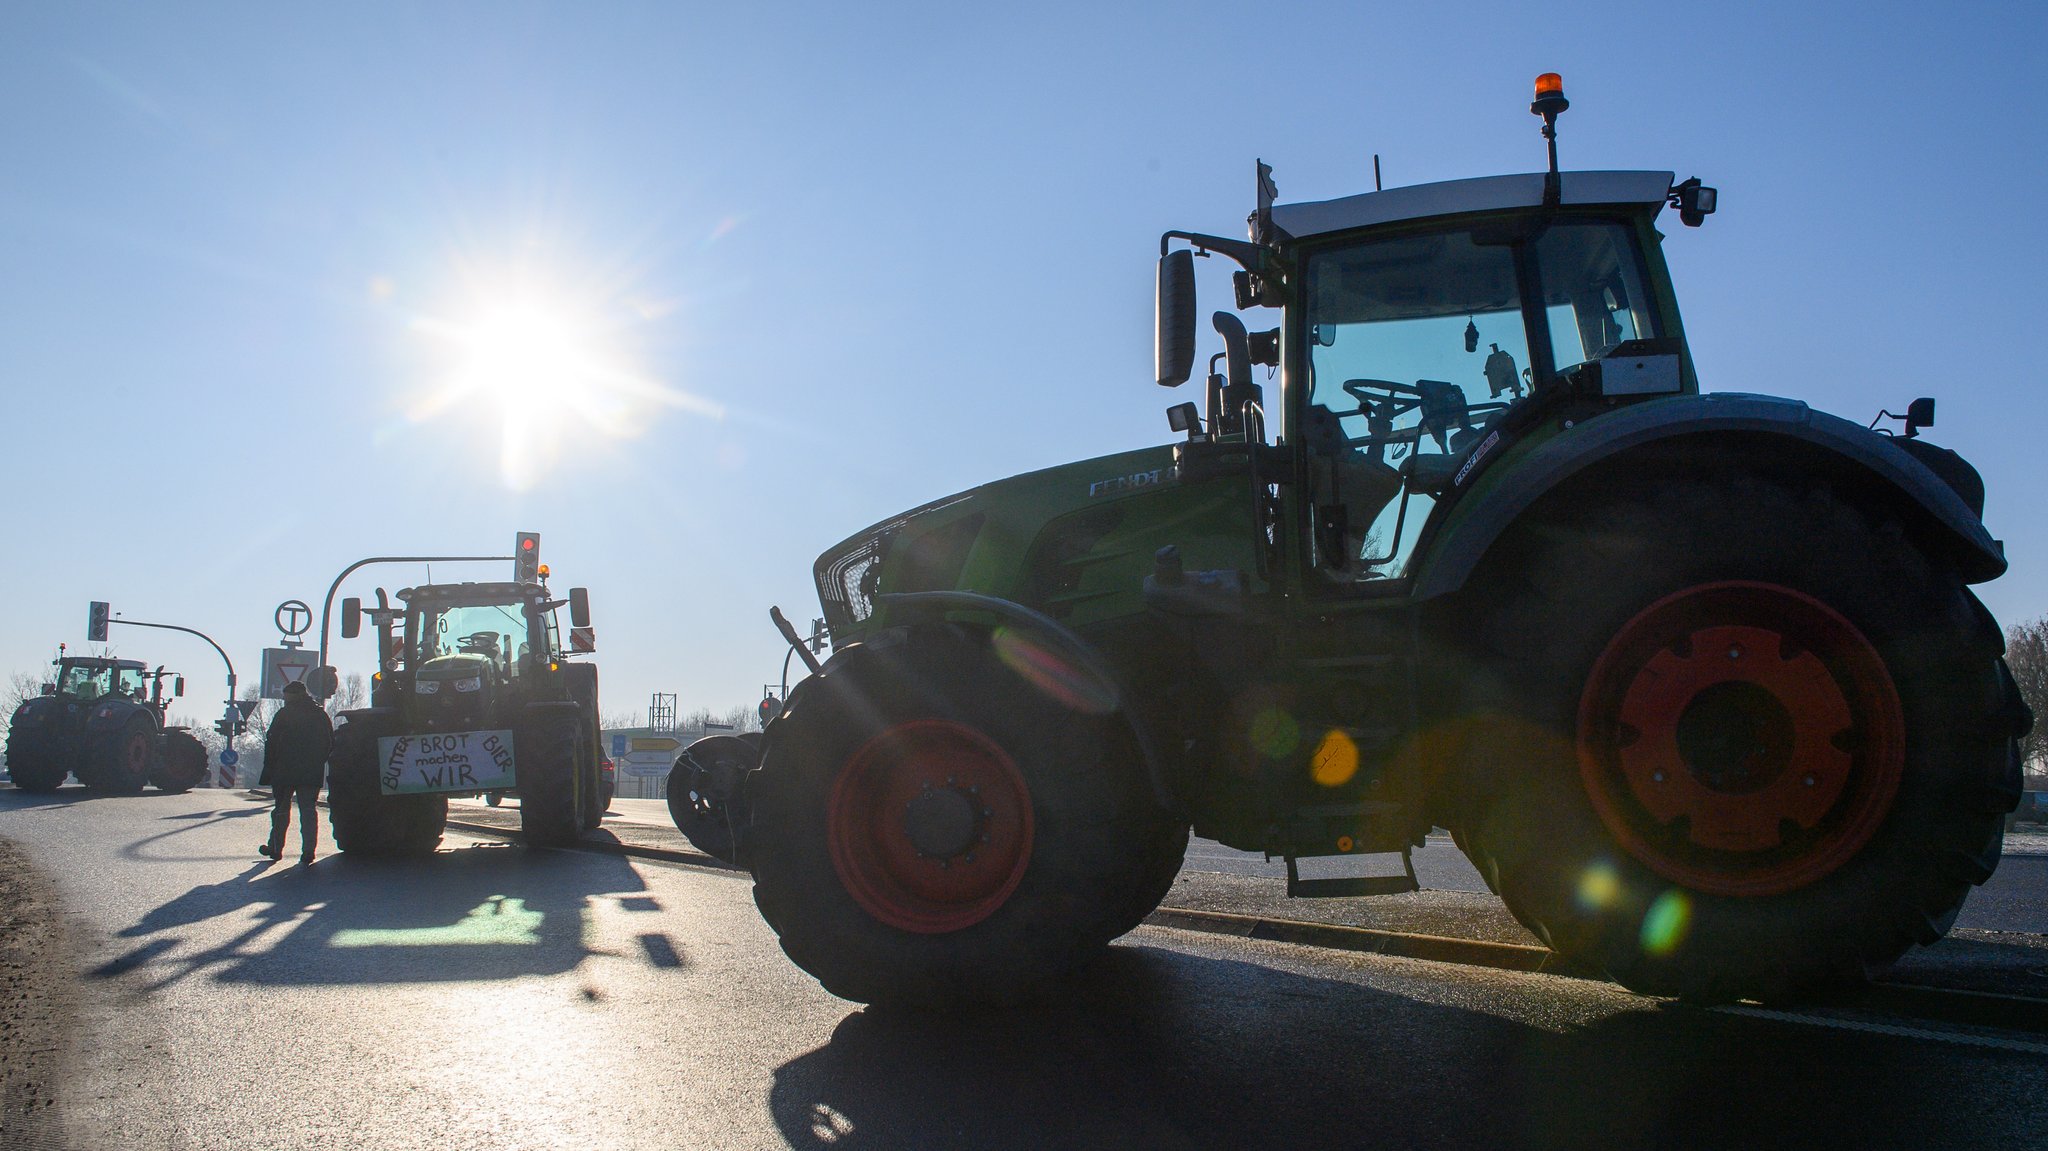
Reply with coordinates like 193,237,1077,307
759,695,783,725
87,601,110,643
214,718,234,737
514,531,541,583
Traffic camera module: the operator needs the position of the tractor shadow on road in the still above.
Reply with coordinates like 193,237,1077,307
95,843,652,991
767,943,2040,1151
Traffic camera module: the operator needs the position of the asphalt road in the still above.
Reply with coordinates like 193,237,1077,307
5,787,2048,1150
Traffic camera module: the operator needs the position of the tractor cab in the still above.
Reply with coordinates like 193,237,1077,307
50,658,179,713
1156,76,1715,585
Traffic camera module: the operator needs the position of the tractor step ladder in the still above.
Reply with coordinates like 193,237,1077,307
1284,847,1419,898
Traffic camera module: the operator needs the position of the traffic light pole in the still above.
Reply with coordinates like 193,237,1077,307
109,616,237,700
315,554,514,691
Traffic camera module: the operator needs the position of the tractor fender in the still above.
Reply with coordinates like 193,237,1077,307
861,590,1176,811
1412,392,2007,601
82,696,156,738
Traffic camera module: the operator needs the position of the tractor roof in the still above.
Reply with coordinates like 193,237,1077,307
59,657,147,671
398,581,542,607
1268,170,1675,243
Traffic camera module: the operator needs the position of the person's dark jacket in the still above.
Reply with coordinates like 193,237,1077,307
261,696,334,788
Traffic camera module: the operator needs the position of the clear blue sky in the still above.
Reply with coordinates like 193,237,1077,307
3,1,2043,718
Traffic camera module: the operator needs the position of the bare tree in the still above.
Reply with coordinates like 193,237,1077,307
4,671,47,717
2007,616,2048,783
323,673,366,717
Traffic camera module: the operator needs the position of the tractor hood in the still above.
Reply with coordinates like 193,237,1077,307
814,445,1177,639
417,653,497,682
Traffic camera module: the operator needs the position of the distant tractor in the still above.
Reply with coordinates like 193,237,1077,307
734,77,2032,1007
5,655,208,794
328,574,601,854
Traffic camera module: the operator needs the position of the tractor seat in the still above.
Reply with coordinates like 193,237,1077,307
1401,445,1473,496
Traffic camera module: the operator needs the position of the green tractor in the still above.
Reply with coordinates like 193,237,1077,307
327,576,602,854
735,77,2032,1006
5,654,208,794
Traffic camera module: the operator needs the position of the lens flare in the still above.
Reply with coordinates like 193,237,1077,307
1310,729,1360,787
990,627,1117,714
1576,861,1623,912
1640,889,1692,956
1250,707,1301,759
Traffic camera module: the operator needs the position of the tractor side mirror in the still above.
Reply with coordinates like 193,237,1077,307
173,676,185,698
569,587,591,629
40,683,55,696
340,597,362,639
1156,249,1197,387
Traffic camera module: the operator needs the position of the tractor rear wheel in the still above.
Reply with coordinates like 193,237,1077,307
149,731,209,793
1445,475,2023,1002
749,625,1185,1006
667,734,759,862
82,712,153,795
516,703,586,848
329,715,446,856
4,715,72,792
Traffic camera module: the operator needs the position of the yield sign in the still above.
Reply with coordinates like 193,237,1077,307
261,647,316,700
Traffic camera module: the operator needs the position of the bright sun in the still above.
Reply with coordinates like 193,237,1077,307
406,278,721,490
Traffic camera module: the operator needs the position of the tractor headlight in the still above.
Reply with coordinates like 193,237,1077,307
415,680,441,695
451,676,483,693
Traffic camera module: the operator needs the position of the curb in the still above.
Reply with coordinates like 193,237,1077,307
1142,906,1582,976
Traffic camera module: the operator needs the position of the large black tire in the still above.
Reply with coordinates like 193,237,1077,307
516,703,586,848
749,625,1187,1006
80,710,153,795
1440,473,2023,1002
149,730,209,793
561,664,604,832
667,734,758,862
5,709,73,792
328,713,447,856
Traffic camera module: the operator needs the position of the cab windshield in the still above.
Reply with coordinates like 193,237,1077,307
58,664,113,700
412,600,539,678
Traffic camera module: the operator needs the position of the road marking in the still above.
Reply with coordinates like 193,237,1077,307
1714,1004,2048,1055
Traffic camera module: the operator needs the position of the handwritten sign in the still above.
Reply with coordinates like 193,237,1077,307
377,730,516,795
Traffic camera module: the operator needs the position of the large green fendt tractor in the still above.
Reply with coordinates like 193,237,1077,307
734,76,2032,1006
6,653,208,794
326,559,602,854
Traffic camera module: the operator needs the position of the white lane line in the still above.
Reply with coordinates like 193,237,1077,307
1714,1004,2048,1056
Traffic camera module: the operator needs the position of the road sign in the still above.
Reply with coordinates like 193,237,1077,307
274,600,312,641
611,734,627,756
260,647,317,699
621,734,681,778
219,748,239,768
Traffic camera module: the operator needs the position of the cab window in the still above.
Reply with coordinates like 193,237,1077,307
1537,221,1660,372
1304,229,1527,578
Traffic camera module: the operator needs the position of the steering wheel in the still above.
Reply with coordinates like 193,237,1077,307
457,632,500,654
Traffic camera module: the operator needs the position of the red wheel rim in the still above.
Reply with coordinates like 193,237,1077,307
1578,581,1904,897
827,720,1035,934
123,732,151,780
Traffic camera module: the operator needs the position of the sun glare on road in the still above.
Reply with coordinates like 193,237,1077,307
407,273,723,490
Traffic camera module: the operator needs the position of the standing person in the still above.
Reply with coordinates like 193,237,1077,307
259,680,333,865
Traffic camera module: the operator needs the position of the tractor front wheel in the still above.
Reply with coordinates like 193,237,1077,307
516,703,586,848
1446,475,2022,1002
328,715,446,856
749,625,1186,1006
